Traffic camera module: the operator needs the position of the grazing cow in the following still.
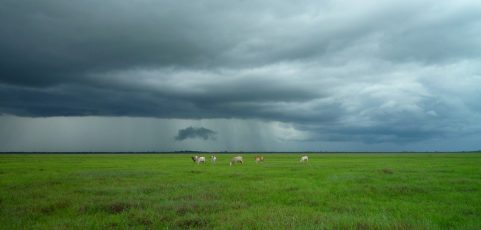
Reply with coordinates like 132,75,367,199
230,156,243,166
211,155,217,164
255,155,264,163
192,155,206,164
197,156,206,164
300,155,309,163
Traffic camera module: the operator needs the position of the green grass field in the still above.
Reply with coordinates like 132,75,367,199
1,153,480,229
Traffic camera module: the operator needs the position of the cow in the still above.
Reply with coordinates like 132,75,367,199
192,155,206,164
300,155,309,163
230,156,243,166
255,155,264,164
211,155,217,164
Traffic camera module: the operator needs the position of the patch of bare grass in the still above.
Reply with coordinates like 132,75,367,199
176,216,208,229
380,168,394,174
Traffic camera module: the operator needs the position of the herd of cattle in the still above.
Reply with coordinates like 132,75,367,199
191,155,309,165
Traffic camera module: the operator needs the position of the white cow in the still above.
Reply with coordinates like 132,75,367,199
197,156,206,164
300,155,309,163
230,156,243,166
211,155,217,164
191,155,206,164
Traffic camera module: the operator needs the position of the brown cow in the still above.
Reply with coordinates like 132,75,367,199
255,155,264,163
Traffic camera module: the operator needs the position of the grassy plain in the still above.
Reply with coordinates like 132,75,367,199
1,153,480,229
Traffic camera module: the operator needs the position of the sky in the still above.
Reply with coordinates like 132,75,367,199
1,0,481,152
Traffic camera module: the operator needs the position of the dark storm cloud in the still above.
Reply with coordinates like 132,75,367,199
175,127,216,141
1,0,481,145
3,0,479,86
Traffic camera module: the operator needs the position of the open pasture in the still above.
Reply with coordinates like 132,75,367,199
1,153,480,229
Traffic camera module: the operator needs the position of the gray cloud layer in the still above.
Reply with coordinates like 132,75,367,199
1,0,481,148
